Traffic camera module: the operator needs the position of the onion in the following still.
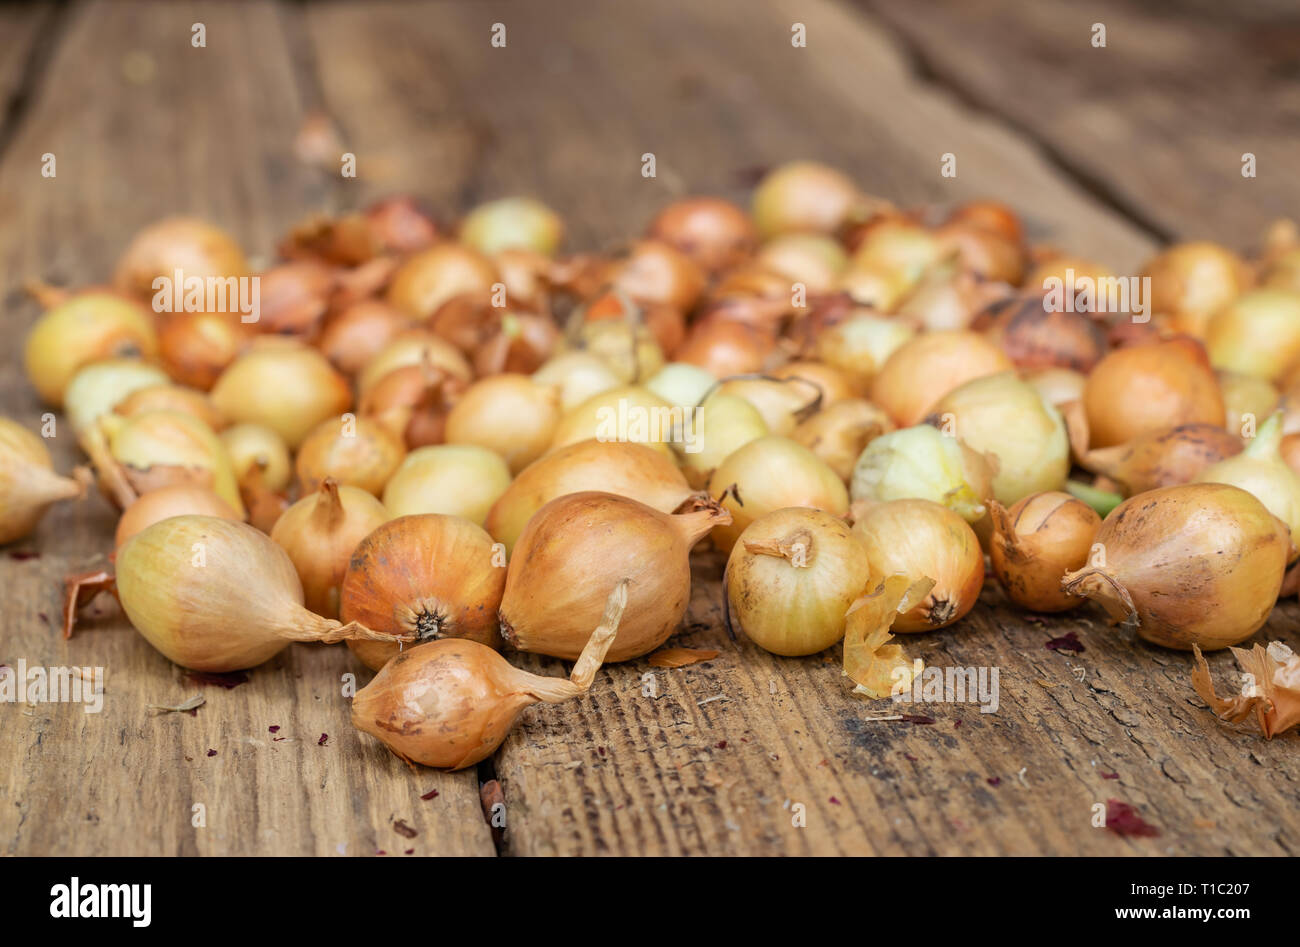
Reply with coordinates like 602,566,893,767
356,329,473,396
63,359,170,435
646,196,757,273
0,417,87,545
340,513,507,670
219,423,292,492
580,290,685,356
364,195,440,254
1205,289,1300,380
1025,368,1086,408
681,394,770,488
793,398,893,482
459,196,564,256
493,248,553,311
113,217,249,299
103,515,406,671
114,485,239,549
24,293,159,407
707,435,849,554
210,339,351,449
485,439,695,553
724,507,871,655
158,311,247,391
382,445,511,524
500,491,730,660
608,240,706,313
359,361,466,449
1083,423,1242,495
814,313,916,392
1142,241,1249,337
1194,412,1300,548
430,296,560,375
567,316,666,384
295,415,404,497
849,423,995,523
254,259,334,338
770,361,856,406
850,219,945,284
752,161,873,237
1023,257,1115,298
713,375,822,436
869,330,1013,427
755,234,848,293
646,362,717,409
114,384,226,432
533,352,622,412
270,479,390,618
674,317,776,378
1219,372,1279,436
934,220,1025,285
386,243,498,319
548,384,678,457
895,264,1009,333
351,582,627,770
445,374,561,474
1062,484,1289,650
1082,336,1224,449
988,492,1100,612
1283,433,1300,476
850,498,984,631
837,263,916,311
946,200,1024,245
316,299,412,376
977,293,1107,372
929,371,1069,505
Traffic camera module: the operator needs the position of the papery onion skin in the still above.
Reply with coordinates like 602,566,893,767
113,484,239,549
210,340,352,449
99,410,245,516
445,375,561,474
725,507,871,656
674,317,776,378
24,293,159,407
1025,368,1086,409
708,435,849,554
1205,289,1300,381
989,493,1099,612
609,240,706,313
1061,484,1289,651
713,376,822,437
296,415,406,497
485,439,694,553
770,361,856,407
113,217,249,300
814,314,916,393
869,330,1013,427
935,221,1025,285
254,259,334,338
851,498,985,632
0,418,86,545
793,398,893,482
755,234,848,294
64,359,171,435
947,200,1024,245
1084,423,1242,496
646,197,758,273
340,513,507,670
850,219,945,282
356,329,473,396
382,445,511,525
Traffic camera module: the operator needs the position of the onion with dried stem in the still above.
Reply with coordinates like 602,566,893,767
989,492,1100,612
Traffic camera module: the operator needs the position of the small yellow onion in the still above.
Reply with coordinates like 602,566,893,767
486,439,695,553
989,492,1100,612
1083,423,1242,496
0,417,87,545
219,423,292,493
754,234,848,293
680,393,769,488
1025,367,1086,409
1062,484,1289,650
386,243,498,319
382,445,511,524
566,320,665,385
113,217,250,299
1194,412,1300,549
713,376,822,437
210,339,351,449
850,219,946,286
548,384,678,458
929,371,1069,506
870,330,1013,427
815,313,916,393
752,161,874,237
63,359,170,435
793,398,893,482
1142,241,1249,337
850,423,995,523
114,485,239,549
725,507,871,656
851,499,984,632
770,361,856,407
270,479,390,618
533,352,623,413
1205,289,1300,381
24,293,159,407
645,362,717,410
838,263,917,310
296,415,406,497
708,435,849,554
1219,372,1279,436
445,375,561,474
115,384,226,432
357,329,474,396
459,196,564,256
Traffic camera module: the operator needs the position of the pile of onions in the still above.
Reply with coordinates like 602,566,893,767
459,196,564,256
485,439,695,552
869,330,1012,426
930,371,1070,505
316,299,412,376
989,493,1100,612
1062,484,1289,650
646,196,757,273
220,423,292,493
108,515,407,671
500,491,730,660
895,262,1010,333
24,293,159,407
793,398,893,482
1081,336,1224,449
340,514,507,670
63,359,170,435
548,384,677,457
386,243,498,319
296,415,406,496
977,294,1107,373
725,507,870,655
533,352,623,413
114,484,238,549
850,498,984,631
1194,412,1300,548
430,296,561,376
210,339,352,448
1141,241,1248,337
0,417,87,545
270,479,390,618
444,374,561,473
352,582,628,770
382,444,511,524
1205,289,1300,381
158,311,247,391
707,435,848,553
850,423,995,523
814,313,916,393
1082,423,1242,495
680,394,769,488
113,217,249,299
580,290,685,357
752,161,874,237
713,375,822,437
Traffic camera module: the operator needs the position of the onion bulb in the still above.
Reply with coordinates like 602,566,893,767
352,581,628,770
548,384,678,457
674,317,777,378
1083,423,1242,495
106,515,407,671
157,311,247,391
113,484,239,549
1025,368,1086,408
382,445,511,525
63,359,170,435
210,339,351,449
386,243,498,319
645,362,717,410
485,439,695,553
930,371,1069,506
869,330,1013,427
219,423,292,493
317,299,412,377
500,492,730,661
356,330,473,396
340,513,507,670
850,219,945,283
459,196,564,256
837,263,917,311
115,384,226,432
755,234,848,293
978,294,1106,373
113,217,249,299
988,492,1100,612
646,196,757,273
608,240,706,313
850,423,995,523
24,293,159,407
1205,289,1300,381
793,398,893,482
1061,484,1289,650
752,161,873,237
814,313,916,393
1219,372,1279,436
707,435,849,554
680,394,769,488
566,319,665,385
533,352,622,413
1082,336,1224,449
724,507,870,655
359,361,466,449
1194,412,1300,548
1142,241,1249,337
270,479,390,618
850,499,984,631
713,375,822,437
296,415,406,496
0,418,87,545
445,375,561,474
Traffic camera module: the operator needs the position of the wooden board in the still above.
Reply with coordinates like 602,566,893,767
1,0,1296,857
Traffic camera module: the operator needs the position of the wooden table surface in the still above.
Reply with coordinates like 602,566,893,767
2,0,1298,857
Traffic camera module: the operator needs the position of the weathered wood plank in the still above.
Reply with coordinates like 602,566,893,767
0,0,493,857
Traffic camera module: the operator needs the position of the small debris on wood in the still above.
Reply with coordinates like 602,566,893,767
1105,799,1160,838
393,819,417,839
317,733,329,746
185,670,249,689
148,695,204,715
901,714,935,725
206,749,217,757
268,725,280,733
420,788,439,801
8,549,39,561
987,777,1001,786
1046,631,1085,653
697,693,728,706
1101,770,1120,780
